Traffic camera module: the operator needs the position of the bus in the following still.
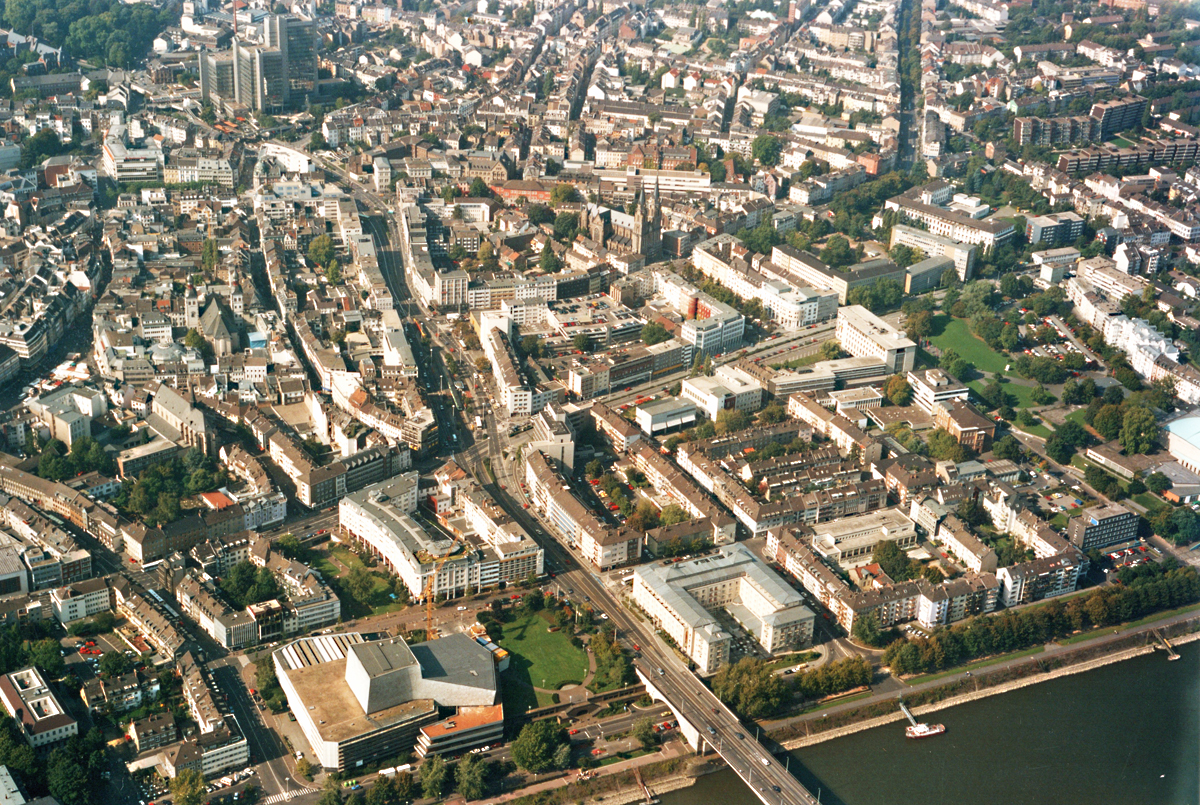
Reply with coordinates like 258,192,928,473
475,416,483,430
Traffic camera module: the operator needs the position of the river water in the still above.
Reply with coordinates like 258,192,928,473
659,642,1199,805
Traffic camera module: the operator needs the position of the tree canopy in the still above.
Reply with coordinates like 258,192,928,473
1120,406,1158,455
711,657,790,719
220,561,282,609
170,770,207,805
3,0,176,68
884,375,913,406
511,720,568,773
307,234,336,267
641,321,672,345
751,134,782,166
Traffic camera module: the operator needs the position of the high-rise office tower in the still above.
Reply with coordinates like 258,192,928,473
264,14,318,102
198,14,317,113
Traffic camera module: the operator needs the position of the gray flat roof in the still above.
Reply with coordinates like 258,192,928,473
410,634,497,695
350,638,418,678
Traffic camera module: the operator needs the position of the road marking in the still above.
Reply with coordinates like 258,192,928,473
261,791,303,804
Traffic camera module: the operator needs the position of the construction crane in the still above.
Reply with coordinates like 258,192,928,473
423,537,462,641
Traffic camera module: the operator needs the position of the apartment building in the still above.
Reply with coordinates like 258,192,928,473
632,544,814,673
996,551,1084,607
936,514,998,573
765,529,999,632
524,450,642,570
883,183,1015,252
1026,212,1085,246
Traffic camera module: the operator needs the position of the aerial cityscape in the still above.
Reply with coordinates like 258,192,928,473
0,0,1195,802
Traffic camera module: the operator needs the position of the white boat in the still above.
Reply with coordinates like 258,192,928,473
905,722,946,739
899,700,945,739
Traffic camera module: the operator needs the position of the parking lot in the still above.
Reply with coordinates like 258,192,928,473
1104,541,1160,570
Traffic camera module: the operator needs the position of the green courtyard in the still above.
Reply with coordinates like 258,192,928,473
498,611,590,717
967,378,1041,409
310,542,408,617
928,315,1009,374
500,612,589,691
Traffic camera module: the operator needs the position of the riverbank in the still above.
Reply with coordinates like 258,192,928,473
491,612,1200,805
581,765,720,805
775,613,1200,750
778,642,1156,749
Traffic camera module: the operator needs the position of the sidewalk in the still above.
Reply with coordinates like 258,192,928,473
477,741,690,805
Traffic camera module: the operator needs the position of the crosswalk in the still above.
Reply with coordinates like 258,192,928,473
261,791,305,804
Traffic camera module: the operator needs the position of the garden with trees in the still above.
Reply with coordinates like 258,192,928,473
108,448,227,527
711,655,873,719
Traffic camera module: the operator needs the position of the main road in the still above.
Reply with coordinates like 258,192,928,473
455,400,820,805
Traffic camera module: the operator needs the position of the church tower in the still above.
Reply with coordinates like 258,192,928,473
231,275,244,317
635,182,662,262
185,283,200,329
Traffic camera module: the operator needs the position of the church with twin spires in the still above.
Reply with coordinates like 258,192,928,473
578,183,662,262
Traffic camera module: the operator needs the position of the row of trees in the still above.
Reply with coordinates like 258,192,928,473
711,655,873,719
589,625,636,692
884,561,1200,675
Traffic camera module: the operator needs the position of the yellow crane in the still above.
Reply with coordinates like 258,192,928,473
423,538,462,641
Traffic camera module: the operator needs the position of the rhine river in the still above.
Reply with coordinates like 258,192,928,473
659,641,1199,805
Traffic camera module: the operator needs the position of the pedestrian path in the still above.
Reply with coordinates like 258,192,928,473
261,790,304,804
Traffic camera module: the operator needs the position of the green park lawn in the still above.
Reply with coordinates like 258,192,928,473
928,316,1009,374
1133,492,1170,513
500,612,589,691
1065,409,1089,427
967,379,1040,409
1012,420,1053,439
